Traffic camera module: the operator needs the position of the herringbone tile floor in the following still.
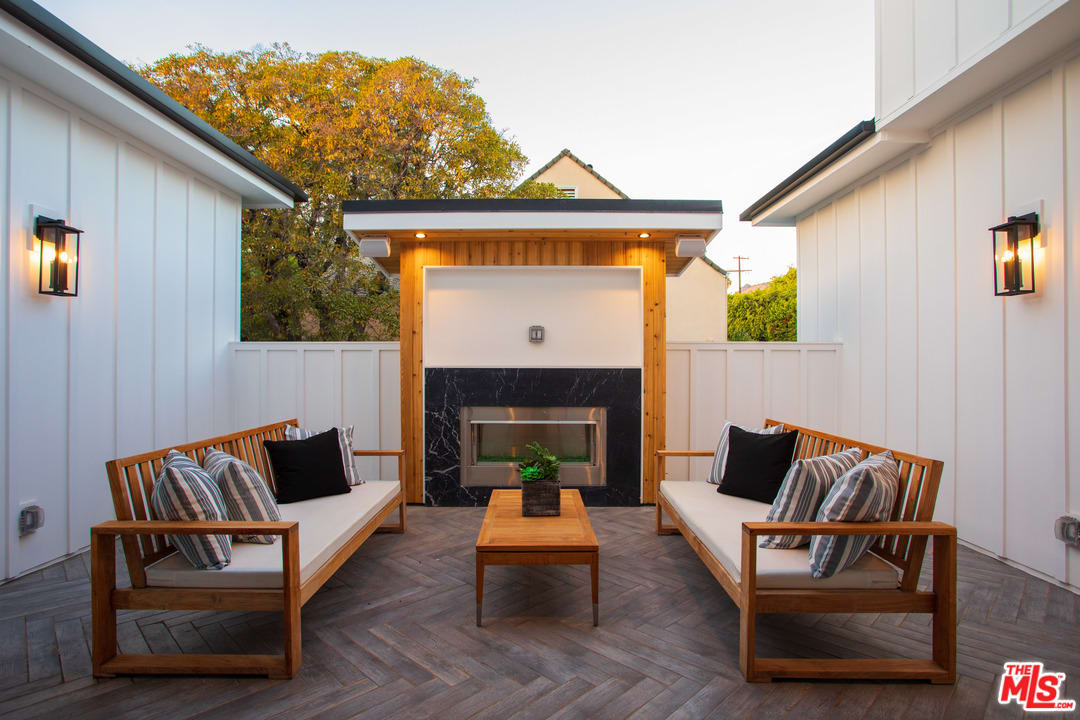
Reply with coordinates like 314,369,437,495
0,506,1077,719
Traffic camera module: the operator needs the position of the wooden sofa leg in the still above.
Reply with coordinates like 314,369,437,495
655,497,679,536
376,496,407,533
932,533,957,684
276,528,302,679
91,533,118,678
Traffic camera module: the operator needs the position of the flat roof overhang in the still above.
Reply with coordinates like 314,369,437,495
342,199,724,276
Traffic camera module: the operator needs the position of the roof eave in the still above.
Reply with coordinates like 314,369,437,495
0,0,307,205
743,128,930,227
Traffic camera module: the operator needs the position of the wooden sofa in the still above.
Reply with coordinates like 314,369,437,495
91,419,405,679
656,419,956,683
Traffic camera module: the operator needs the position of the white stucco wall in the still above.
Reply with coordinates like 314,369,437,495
794,55,1080,589
665,259,729,341
423,266,644,368
0,66,243,579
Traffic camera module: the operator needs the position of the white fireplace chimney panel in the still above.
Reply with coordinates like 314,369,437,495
424,266,644,368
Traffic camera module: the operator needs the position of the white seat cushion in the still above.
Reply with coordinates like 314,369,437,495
146,480,399,589
660,480,899,590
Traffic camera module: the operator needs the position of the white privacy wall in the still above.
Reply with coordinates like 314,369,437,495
423,266,643,368
229,343,402,483
664,343,841,482
228,341,839,487
0,70,243,579
794,57,1080,587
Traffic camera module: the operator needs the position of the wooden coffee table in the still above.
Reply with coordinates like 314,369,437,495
475,489,600,627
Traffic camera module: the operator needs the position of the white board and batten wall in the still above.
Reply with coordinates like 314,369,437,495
794,53,1080,589
230,343,403,483
227,339,842,490
876,0,1078,129
0,69,244,580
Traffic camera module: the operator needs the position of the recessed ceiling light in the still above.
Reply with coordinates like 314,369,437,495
415,232,427,239
638,232,651,239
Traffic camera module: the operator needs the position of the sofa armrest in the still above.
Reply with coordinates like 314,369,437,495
352,449,404,457
92,520,297,537
656,450,715,457
741,520,955,537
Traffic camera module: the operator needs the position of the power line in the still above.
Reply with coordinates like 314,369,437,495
732,256,751,293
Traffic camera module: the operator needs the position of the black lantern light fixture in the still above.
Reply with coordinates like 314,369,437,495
35,215,81,296
990,212,1038,296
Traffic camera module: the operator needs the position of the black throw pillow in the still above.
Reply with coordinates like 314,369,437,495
264,428,351,504
717,426,799,504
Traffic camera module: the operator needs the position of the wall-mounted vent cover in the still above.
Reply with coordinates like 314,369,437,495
557,186,578,198
19,504,44,536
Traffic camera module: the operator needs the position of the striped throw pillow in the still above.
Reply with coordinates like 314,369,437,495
285,425,363,485
706,422,785,484
150,450,231,570
759,447,863,549
202,449,281,544
809,451,900,579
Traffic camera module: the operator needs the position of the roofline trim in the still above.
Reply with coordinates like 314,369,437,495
519,148,630,199
342,198,722,214
699,256,729,277
739,119,875,223
0,0,307,203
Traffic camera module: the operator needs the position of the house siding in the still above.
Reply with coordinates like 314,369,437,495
1,66,242,579
794,57,1080,588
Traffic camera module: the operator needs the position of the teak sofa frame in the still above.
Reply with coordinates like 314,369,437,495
91,419,406,679
656,419,956,683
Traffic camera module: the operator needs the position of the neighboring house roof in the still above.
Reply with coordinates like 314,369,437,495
521,148,630,199
739,119,875,223
699,256,729,278
737,281,769,294
0,0,307,204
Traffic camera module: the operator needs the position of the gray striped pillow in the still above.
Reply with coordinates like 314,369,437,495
285,425,363,485
759,448,863,549
809,451,900,579
150,450,232,570
202,449,281,544
706,422,785,484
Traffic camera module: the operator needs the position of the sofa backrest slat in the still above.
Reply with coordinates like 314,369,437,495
765,419,943,591
104,419,299,588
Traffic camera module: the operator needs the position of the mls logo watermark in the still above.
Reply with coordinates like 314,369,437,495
999,662,1076,712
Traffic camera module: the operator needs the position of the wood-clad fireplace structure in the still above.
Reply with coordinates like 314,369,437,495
342,199,723,506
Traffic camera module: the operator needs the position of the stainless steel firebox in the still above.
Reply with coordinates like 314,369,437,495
460,406,607,487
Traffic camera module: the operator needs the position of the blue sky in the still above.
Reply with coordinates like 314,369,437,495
40,0,874,286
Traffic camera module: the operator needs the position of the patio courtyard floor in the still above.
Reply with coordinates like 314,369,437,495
0,506,1077,719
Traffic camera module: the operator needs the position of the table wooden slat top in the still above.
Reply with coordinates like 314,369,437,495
476,489,599,552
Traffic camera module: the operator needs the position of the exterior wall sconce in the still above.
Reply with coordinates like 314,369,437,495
990,212,1038,296
35,215,81,296
529,325,544,343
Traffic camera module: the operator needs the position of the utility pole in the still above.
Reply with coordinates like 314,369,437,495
732,256,751,293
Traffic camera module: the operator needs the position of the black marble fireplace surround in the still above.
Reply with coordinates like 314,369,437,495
424,367,642,506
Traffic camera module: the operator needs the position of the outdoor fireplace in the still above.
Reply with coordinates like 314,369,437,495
424,367,640,506
460,406,607,487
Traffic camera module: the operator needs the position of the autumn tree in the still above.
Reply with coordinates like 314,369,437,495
727,267,797,341
139,44,558,340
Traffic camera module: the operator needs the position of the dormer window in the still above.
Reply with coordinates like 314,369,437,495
556,186,578,198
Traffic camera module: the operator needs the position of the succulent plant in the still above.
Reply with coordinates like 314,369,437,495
517,441,560,483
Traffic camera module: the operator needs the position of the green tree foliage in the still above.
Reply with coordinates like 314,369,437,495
139,44,559,340
727,267,797,341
